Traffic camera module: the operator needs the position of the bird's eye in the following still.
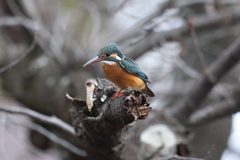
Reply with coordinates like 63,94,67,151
106,53,111,57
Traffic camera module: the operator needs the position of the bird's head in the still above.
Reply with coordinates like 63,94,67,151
83,43,124,67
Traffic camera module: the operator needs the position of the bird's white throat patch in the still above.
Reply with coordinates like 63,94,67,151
101,61,116,65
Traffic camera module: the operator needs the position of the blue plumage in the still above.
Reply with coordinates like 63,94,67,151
119,57,150,83
83,42,155,97
98,43,123,58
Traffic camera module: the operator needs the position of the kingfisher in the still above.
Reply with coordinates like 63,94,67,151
83,43,155,99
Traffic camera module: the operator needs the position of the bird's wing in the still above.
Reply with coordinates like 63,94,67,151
118,57,150,83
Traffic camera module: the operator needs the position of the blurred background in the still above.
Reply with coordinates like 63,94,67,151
0,0,240,159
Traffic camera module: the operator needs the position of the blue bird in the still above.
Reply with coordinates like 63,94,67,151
83,43,155,98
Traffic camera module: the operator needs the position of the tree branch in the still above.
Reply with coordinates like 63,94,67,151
7,117,86,157
173,0,239,8
171,37,240,124
116,0,172,45
189,92,240,126
0,30,37,74
0,105,75,136
0,16,66,66
188,19,216,83
120,8,240,60
67,78,152,160
152,155,203,160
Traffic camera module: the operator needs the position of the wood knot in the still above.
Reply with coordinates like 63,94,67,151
124,90,151,121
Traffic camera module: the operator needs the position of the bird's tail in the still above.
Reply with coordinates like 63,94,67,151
142,86,155,97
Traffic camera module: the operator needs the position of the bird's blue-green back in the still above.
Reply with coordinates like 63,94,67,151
97,42,150,83
119,57,150,83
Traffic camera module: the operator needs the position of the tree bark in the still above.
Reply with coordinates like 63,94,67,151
67,78,151,160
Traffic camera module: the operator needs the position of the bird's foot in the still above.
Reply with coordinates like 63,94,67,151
112,91,123,99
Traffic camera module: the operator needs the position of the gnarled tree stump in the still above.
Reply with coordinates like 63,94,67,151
67,78,151,160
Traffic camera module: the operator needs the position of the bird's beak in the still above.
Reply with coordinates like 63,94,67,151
83,56,106,67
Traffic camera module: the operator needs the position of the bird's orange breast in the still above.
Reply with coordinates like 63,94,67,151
102,63,145,91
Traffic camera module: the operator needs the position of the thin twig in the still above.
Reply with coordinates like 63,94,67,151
152,155,203,160
215,0,232,23
188,19,216,83
120,8,240,60
174,0,239,8
116,0,172,44
0,31,38,74
7,0,67,65
0,105,75,136
113,0,132,15
8,117,87,157
159,50,201,80
66,93,74,101
0,16,66,66
145,146,163,160
6,118,45,156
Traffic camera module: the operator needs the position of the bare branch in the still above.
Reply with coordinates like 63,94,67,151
173,0,239,8
215,0,232,23
9,0,68,65
120,8,240,60
0,31,37,74
0,105,75,136
152,155,203,160
160,50,201,79
6,119,45,156
8,117,86,157
145,146,163,160
116,0,172,44
190,94,240,126
6,0,25,17
188,19,216,83
0,16,66,66
171,37,240,123
113,0,133,15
